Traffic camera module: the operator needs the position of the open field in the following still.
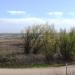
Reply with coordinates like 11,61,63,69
0,34,24,55
0,66,75,75
0,34,46,66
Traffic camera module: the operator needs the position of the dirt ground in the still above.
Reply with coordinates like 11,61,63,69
0,66,75,75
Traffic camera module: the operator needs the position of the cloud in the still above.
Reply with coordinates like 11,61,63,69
69,12,75,15
48,12,53,15
47,18,75,31
0,17,45,25
48,11,64,16
48,18,75,25
0,17,75,32
54,12,64,16
7,11,26,15
0,17,75,26
0,17,45,33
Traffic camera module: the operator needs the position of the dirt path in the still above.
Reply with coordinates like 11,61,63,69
0,66,75,75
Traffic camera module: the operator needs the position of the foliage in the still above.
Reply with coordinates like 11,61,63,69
23,24,75,63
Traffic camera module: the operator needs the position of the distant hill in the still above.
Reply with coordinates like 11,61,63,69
0,33,23,38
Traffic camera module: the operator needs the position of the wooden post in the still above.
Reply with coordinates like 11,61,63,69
66,63,68,75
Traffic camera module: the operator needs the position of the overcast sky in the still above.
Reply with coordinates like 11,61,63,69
0,0,75,33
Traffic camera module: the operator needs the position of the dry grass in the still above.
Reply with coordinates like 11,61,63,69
0,37,24,55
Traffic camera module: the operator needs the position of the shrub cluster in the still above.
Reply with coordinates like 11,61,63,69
23,24,75,64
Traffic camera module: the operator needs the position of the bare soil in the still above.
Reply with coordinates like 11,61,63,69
0,66,75,75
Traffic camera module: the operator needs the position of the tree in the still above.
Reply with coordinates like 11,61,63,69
23,24,75,63
59,29,75,62
41,24,57,63
23,28,32,54
23,25,44,54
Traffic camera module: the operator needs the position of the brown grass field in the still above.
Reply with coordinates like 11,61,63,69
0,36,24,56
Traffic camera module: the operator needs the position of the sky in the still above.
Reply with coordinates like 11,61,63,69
0,0,75,33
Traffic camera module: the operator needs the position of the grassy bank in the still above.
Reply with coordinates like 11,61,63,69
0,63,65,68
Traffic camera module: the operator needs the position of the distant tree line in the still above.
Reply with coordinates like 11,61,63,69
23,24,75,64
